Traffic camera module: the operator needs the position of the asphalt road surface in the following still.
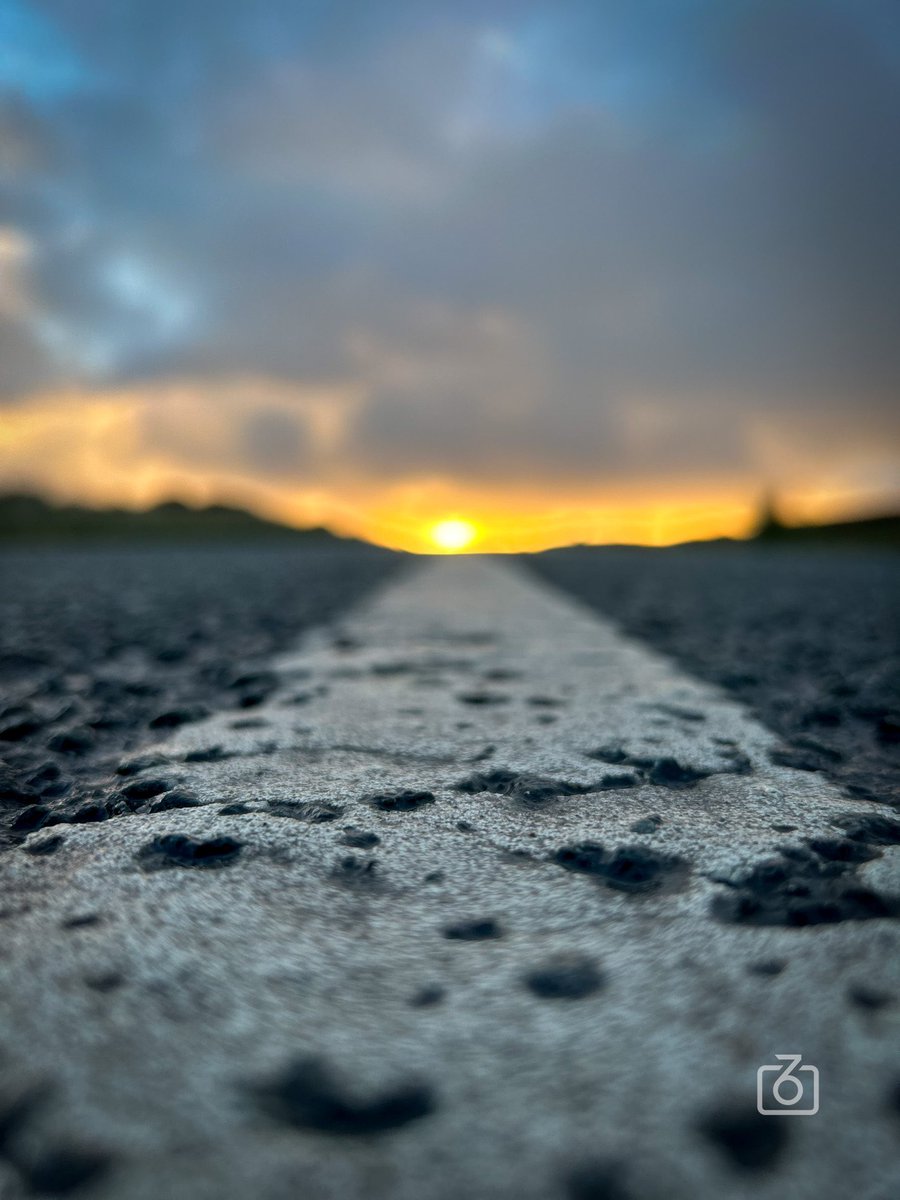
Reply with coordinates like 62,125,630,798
0,546,898,1200
528,545,900,809
0,543,402,848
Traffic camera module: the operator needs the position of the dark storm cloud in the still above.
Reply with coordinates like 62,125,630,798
1,0,898,485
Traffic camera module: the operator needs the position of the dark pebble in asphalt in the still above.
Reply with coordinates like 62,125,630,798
698,1105,789,1170
23,1146,111,1195
454,767,592,804
149,707,207,729
711,846,899,926
834,813,900,844
747,959,786,976
250,1056,435,1135
0,716,43,741
47,729,94,755
0,766,39,805
121,777,173,801
115,755,167,777
565,1160,634,1200
409,985,445,1007
11,804,50,832
136,833,243,870
554,842,687,893
848,985,893,1010
341,829,381,848
71,802,109,823
267,801,343,823
524,959,604,999
443,918,503,941
149,790,201,812
23,834,65,856
364,789,436,812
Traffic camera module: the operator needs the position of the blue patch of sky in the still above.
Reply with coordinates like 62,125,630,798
0,0,88,99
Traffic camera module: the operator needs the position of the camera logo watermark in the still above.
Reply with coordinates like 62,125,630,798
757,1054,819,1116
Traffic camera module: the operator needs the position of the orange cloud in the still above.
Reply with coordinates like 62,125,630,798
1,380,897,552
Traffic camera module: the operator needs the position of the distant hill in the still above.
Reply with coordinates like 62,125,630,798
752,510,900,548
534,510,900,554
662,512,900,551
0,494,348,543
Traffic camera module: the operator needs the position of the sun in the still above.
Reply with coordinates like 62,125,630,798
429,518,478,552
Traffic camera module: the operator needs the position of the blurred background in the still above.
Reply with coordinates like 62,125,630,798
1,0,898,552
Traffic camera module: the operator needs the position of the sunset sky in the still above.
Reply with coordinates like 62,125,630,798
1,0,898,551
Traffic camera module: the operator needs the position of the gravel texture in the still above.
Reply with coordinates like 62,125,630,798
526,546,900,808
0,544,401,849
0,556,897,1200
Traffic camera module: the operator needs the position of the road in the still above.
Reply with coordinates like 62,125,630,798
1,556,898,1200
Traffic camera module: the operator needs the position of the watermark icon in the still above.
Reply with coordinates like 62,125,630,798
757,1054,819,1115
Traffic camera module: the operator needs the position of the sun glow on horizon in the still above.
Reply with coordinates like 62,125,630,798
429,518,478,552
1,386,897,553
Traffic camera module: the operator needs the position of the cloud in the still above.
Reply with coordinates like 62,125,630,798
0,0,898,535
240,407,308,476
0,375,359,506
